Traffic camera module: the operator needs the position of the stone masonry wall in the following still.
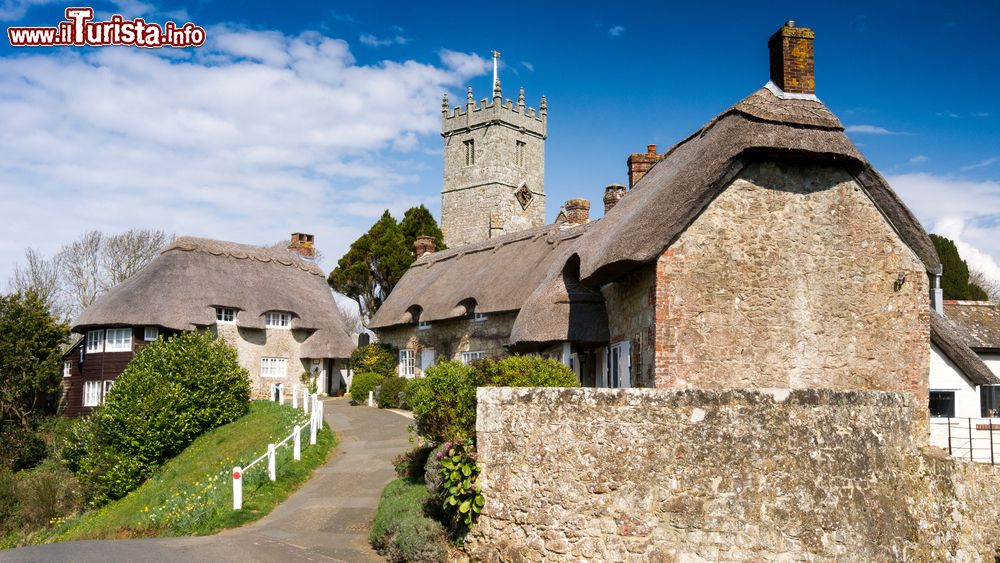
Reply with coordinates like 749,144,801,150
601,264,656,388
651,162,929,410
375,313,516,376
467,387,1000,562
215,323,311,399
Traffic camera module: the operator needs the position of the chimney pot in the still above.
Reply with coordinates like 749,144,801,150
768,22,815,95
627,144,664,189
647,144,657,155
563,198,590,225
603,184,627,214
414,236,436,259
288,232,316,258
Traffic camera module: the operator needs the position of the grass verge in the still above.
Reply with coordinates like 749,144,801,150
370,478,448,562
37,400,334,543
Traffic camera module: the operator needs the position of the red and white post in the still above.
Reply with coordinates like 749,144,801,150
232,466,243,510
267,443,276,481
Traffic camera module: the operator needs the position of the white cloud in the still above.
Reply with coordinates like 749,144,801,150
0,0,58,20
845,124,903,135
521,61,534,72
887,173,1000,288
960,157,997,172
608,25,625,37
0,28,488,282
909,155,928,164
359,33,408,47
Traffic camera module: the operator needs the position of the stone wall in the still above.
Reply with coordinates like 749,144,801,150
468,387,1000,562
215,323,311,399
375,313,516,376
601,264,656,388
650,162,929,407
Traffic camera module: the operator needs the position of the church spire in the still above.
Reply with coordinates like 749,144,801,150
492,50,500,89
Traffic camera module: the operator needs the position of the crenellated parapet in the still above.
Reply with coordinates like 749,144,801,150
441,84,547,139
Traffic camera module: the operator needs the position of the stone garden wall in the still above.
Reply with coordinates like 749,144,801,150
467,387,1000,562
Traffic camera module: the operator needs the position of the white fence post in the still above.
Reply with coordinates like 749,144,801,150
317,400,324,431
302,388,309,414
310,410,317,445
292,385,298,409
233,466,243,510
368,390,374,407
293,425,301,461
278,386,285,405
267,443,276,481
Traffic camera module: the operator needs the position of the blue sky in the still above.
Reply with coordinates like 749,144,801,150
1,0,999,288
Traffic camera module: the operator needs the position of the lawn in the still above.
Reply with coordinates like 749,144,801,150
45,400,335,542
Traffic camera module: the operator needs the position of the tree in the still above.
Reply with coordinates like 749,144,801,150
970,269,1000,304
399,205,446,253
328,211,415,318
930,234,989,300
7,248,66,320
101,229,171,290
0,290,70,428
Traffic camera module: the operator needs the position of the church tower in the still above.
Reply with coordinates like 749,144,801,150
440,52,547,248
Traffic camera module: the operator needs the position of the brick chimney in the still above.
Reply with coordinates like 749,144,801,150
603,184,627,214
288,233,315,258
414,235,436,259
627,144,664,189
768,21,815,94
564,199,590,225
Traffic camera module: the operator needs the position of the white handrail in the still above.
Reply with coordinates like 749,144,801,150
233,393,325,510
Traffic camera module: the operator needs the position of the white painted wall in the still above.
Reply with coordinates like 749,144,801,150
929,344,980,418
981,353,1000,379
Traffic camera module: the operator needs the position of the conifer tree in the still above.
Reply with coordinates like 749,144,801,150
930,234,989,300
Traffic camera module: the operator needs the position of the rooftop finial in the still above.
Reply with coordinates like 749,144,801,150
540,95,547,117
467,86,474,109
517,87,525,109
442,93,449,113
492,49,500,89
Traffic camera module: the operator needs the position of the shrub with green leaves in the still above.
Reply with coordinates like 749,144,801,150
407,362,478,442
0,423,46,471
477,356,579,388
67,330,250,506
437,439,483,534
349,344,398,379
370,478,447,563
377,377,409,409
349,372,383,406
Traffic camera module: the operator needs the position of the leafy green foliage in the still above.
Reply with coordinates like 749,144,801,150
931,234,990,300
0,289,70,429
477,355,579,387
66,331,250,506
370,478,447,563
393,446,433,480
0,422,47,471
407,362,478,442
399,205,446,254
377,377,409,409
328,211,414,318
349,372,384,406
349,343,397,379
437,439,483,534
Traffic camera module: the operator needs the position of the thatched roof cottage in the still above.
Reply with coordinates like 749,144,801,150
61,235,354,415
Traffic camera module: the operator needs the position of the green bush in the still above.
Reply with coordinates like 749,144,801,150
393,446,433,480
349,344,398,379
477,356,579,387
17,464,80,530
378,377,409,409
408,362,478,442
437,439,483,535
349,372,383,406
0,424,46,471
0,468,18,533
370,478,447,562
67,330,250,506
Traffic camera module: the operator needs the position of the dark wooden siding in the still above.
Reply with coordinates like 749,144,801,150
60,326,176,417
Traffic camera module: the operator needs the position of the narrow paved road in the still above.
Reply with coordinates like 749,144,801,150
1,398,411,563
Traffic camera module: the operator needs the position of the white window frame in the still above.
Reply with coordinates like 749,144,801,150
473,313,488,322
461,351,486,365
63,361,71,378
399,349,415,378
261,357,288,378
144,326,158,341
83,381,101,407
608,341,632,389
103,380,115,403
417,320,431,331
104,328,132,352
216,307,236,323
265,312,291,329
86,330,104,353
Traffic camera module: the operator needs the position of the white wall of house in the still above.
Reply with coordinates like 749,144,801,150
929,344,980,418
981,353,1000,379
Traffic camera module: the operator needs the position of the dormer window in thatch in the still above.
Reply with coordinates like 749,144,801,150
216,307,236,323
265,312,291,329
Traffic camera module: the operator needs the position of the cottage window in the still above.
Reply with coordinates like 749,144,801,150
461,351,485,365
929,391,956,418
86,330,104,353
261,357,288,378
216,307,236,323
83,381,101,407
417,320,431,331
473,313,488,322
63,361,71,378
399,349,415,378
105,328,132,352
144,326,158,341
982,386,1000,418
607,341,632,389
266,312,291,328
103,380,115,403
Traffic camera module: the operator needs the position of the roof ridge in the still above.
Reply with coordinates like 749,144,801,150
165,236,323,276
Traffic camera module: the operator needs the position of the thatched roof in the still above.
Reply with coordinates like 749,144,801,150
576,87,942,285
369,223,594,330
931,310,1000,386
509,255,609,347
943,301,1000,351
73,237,354,358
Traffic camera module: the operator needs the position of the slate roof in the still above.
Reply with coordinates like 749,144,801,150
943,301,1000,351
73,236,354,358
931,310,1000,386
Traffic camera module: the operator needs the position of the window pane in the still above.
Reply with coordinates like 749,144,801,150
929,391,955,418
